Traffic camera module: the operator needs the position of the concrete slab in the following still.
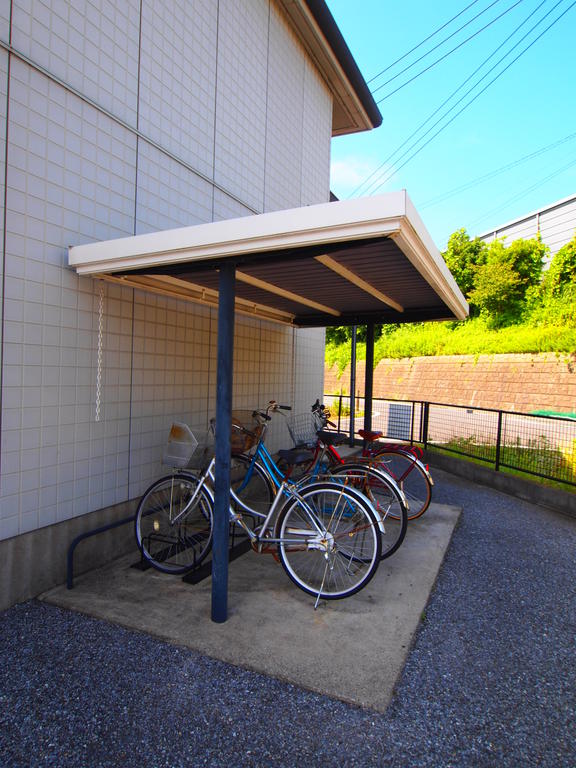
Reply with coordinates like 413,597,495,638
40,501,460,713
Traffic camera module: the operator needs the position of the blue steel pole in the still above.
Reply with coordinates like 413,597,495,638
212,262,235,623
364,323,374,438
349,326,356,446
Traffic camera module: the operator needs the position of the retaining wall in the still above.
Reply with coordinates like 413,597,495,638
324,353,576,414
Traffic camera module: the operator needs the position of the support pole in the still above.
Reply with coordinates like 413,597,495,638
349,326,357,446
211,263,235,623
364,323,375,438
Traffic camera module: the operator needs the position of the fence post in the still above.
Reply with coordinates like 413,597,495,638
422,402,429,448
495,410,503,471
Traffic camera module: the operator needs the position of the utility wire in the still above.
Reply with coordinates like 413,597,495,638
367,0,484,83
352,0,553,198
421,131,576,207
372,0,510,95
467,153,576,229
374,0,525,101
355,0,575,198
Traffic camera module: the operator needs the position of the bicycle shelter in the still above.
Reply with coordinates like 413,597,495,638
68,191,468,622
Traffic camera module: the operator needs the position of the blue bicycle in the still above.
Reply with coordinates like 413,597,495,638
229,402,409,560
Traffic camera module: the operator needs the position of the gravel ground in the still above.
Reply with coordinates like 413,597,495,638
1,469,574,767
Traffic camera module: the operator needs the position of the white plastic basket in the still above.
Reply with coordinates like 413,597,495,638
162,423,213,469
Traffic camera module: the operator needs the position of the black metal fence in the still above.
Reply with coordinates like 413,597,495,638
324,394,576,488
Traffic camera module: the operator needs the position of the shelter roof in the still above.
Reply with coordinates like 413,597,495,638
68,192,468,327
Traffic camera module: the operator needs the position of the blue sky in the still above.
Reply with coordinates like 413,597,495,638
326,0,576,250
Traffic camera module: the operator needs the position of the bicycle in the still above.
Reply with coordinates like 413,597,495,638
134,416,383,608
229,403,409,560
283,400,433,521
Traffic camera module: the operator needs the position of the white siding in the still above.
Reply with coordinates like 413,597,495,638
214,0,269,212
0,0,330,549
11,0,141,127
479,195,576,258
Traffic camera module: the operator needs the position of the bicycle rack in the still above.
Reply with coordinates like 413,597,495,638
66,513,137,590
181,523,252,585
66,512,253,589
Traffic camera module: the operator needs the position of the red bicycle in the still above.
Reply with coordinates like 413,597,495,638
282,401,433,521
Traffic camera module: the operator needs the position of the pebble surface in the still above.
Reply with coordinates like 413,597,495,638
1,469,574,767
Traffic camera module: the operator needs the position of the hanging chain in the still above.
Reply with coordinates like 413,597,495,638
95,281,104,422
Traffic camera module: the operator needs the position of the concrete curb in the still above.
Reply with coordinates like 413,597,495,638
428,452,576,519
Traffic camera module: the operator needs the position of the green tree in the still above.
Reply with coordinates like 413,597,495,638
326,324,386,345
468,237,546,326
442,229,488,298
541,233,576,296
505,235,547,286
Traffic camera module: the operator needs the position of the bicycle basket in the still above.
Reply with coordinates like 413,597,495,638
162,423,214,469
230,410,263,455
162,423,199,468
287,412,320,447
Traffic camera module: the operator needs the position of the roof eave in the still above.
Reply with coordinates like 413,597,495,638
280,0,382,136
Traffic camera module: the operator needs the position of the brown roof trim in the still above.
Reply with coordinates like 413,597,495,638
303,0,382,129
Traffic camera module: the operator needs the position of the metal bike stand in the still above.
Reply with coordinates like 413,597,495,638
181,524,252,585
66,513,136,590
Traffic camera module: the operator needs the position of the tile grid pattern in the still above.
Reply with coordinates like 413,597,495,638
0,0,329,541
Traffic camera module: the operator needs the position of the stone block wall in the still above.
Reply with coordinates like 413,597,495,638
324,353,576,414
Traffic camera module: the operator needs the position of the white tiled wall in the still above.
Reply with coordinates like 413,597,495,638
0,0,331,545
301,62,332,206
0,5,10,41
11,0,141,127
214,0,269,212
0,49,6,353
139,0,218,179
263,4,305,211
135,141,213,233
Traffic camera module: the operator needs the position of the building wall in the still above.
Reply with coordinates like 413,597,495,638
478,194,576,258
0,0,330,607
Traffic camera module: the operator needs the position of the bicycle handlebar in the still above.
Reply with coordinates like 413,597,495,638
310,399,336,428
252,400,292,423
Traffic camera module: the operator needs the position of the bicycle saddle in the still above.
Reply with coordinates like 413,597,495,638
278,447,315,465
317,430,348,446
357,429,383,442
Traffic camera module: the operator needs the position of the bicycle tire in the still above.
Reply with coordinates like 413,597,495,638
275,481,381,600
328,463,408,560
135,473,213,574
230,453,275,515
371,449,433,520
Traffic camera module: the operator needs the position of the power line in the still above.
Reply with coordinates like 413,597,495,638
367,0,484,83
371,0,513,97
467,153,576,230
351,0,554,198
421,131,576,207
355,0,576,198
374,0,526,102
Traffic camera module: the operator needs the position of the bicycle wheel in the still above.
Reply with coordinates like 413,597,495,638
372,450,432,520
275,482,381,600
135,473,213,574
328,463,408,560
230,453,275,515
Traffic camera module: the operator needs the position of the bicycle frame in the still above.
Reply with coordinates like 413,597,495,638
183,455,360,550
308,401,431,487
233,425,390,536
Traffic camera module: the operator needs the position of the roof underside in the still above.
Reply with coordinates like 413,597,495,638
68,193,469,328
